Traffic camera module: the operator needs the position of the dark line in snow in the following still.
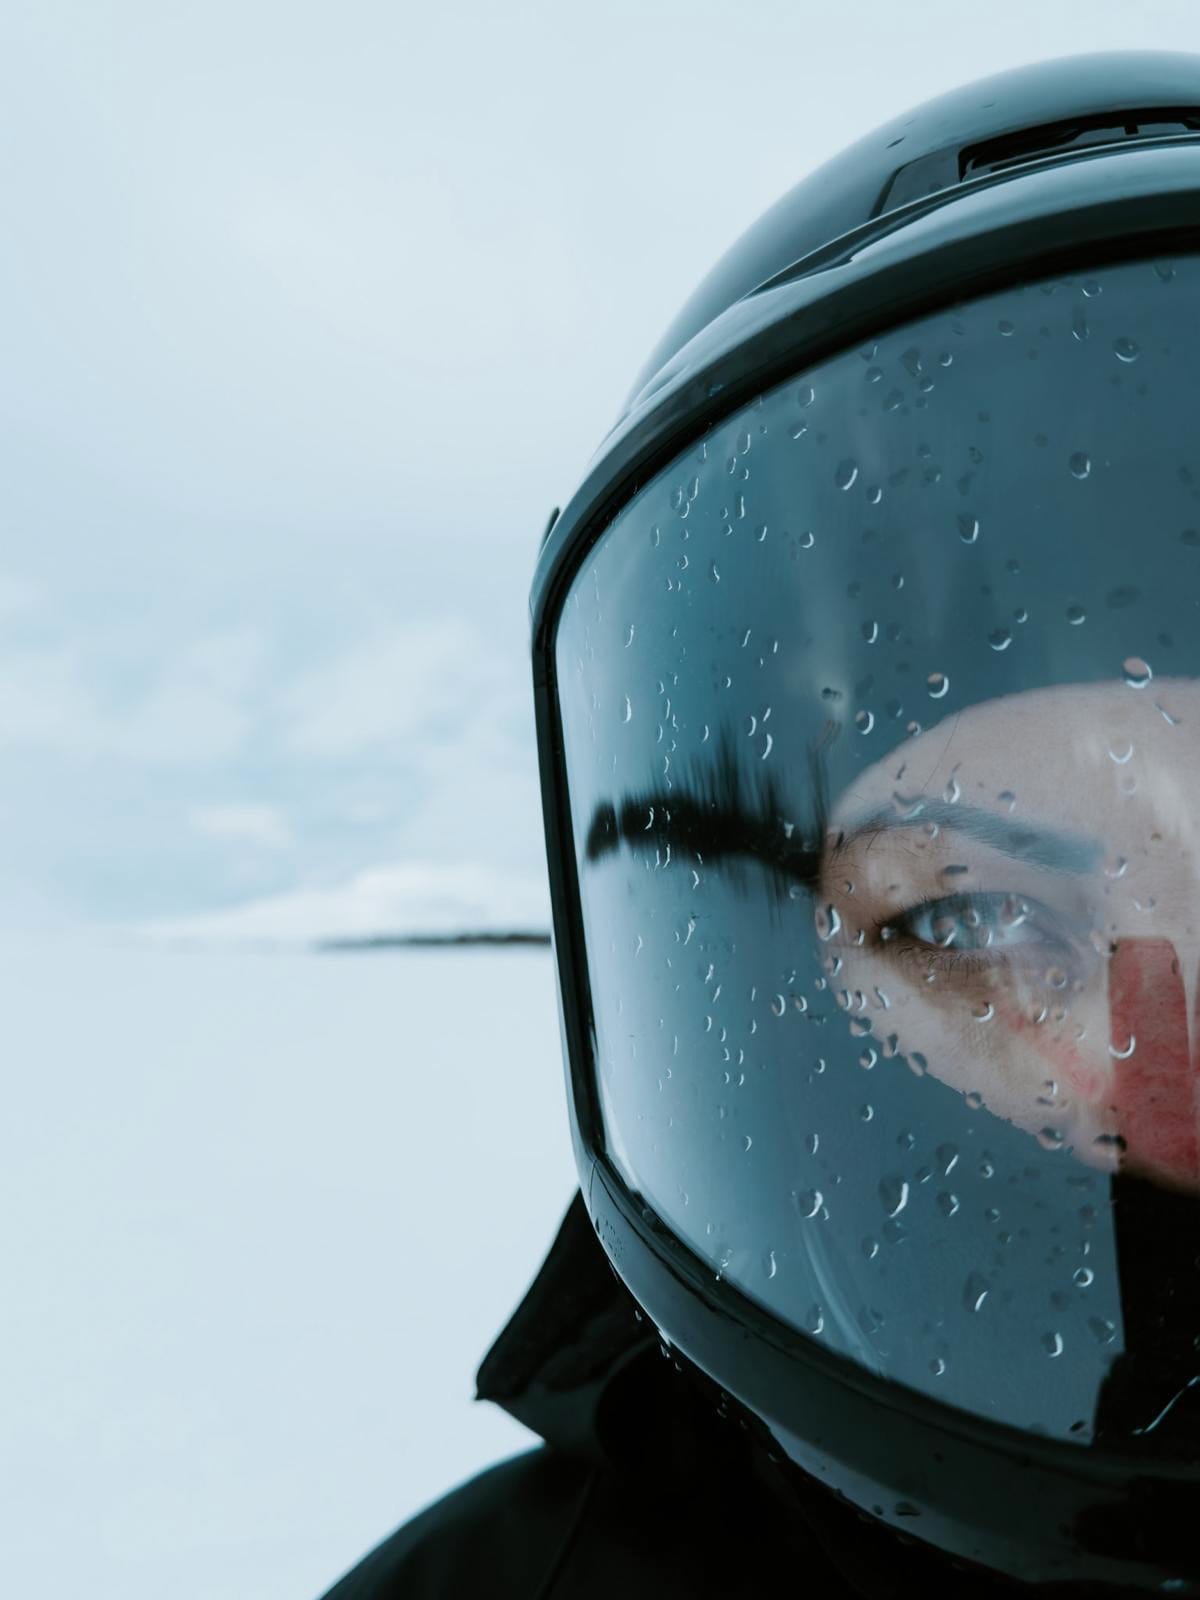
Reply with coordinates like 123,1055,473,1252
314,929,552,953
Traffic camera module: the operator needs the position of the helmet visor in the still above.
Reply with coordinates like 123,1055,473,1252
554,251,1200,1448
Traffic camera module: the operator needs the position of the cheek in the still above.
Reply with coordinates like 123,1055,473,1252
831,936,1200,1187
831,942,1007,1094
988,992,1109,1104
833,939,1112,1133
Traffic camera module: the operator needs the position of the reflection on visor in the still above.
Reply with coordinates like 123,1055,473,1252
585,683,1200,1192
555,252,1200,1447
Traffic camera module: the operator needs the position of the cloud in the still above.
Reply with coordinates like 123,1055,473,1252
0,628,264,765
0,602,546,927
279,616,504,760
0,574,41,617
0,647,95,750
188,803,293,851
0,609,522,779
137,859,551,946
397,689,544,871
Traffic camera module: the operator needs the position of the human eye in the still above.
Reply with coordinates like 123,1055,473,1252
878,891,1066,966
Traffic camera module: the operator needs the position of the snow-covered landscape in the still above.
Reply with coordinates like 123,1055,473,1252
4,929,576,1600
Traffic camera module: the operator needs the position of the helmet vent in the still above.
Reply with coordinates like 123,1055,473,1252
962,107,1200,177
877,107,1200,217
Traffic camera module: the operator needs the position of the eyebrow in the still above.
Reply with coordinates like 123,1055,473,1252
583,724,831,893
834,799,1102,874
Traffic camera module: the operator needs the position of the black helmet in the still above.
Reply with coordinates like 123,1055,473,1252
530,51,1200,1591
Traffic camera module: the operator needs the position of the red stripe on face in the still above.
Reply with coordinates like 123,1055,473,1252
1108,938,1200,1185
991,996,1105,1102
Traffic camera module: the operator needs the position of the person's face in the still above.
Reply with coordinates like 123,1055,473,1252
821,677,1200,1193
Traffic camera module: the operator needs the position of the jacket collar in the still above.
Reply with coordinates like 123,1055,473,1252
474,1193,1046,1599
474,1191,655,1464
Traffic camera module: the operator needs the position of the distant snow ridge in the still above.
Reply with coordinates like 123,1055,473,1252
139,861,552,950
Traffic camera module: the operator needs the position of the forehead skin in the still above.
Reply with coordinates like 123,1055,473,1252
831,677,1200,847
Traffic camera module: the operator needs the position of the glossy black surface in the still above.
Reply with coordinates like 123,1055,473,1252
589,1159,1199,1591
530,60,1200,1592
629,51,1200,403
555,252,1200,1450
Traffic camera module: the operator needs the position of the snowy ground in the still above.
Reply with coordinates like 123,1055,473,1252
3,930,577,1600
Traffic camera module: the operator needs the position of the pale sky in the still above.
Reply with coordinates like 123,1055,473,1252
5,1,1200,938
10,8,1200,1599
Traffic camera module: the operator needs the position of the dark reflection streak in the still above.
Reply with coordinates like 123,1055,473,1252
583,724,831,900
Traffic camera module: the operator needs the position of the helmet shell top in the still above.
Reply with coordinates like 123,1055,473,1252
631,50,1200,402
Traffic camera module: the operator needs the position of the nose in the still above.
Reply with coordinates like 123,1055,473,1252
1109,938,1200,1186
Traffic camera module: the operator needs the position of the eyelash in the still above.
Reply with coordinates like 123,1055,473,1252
883,940,1007,978
870,891,1070,976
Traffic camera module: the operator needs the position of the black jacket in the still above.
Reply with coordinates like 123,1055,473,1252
317,1195,1028,1598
